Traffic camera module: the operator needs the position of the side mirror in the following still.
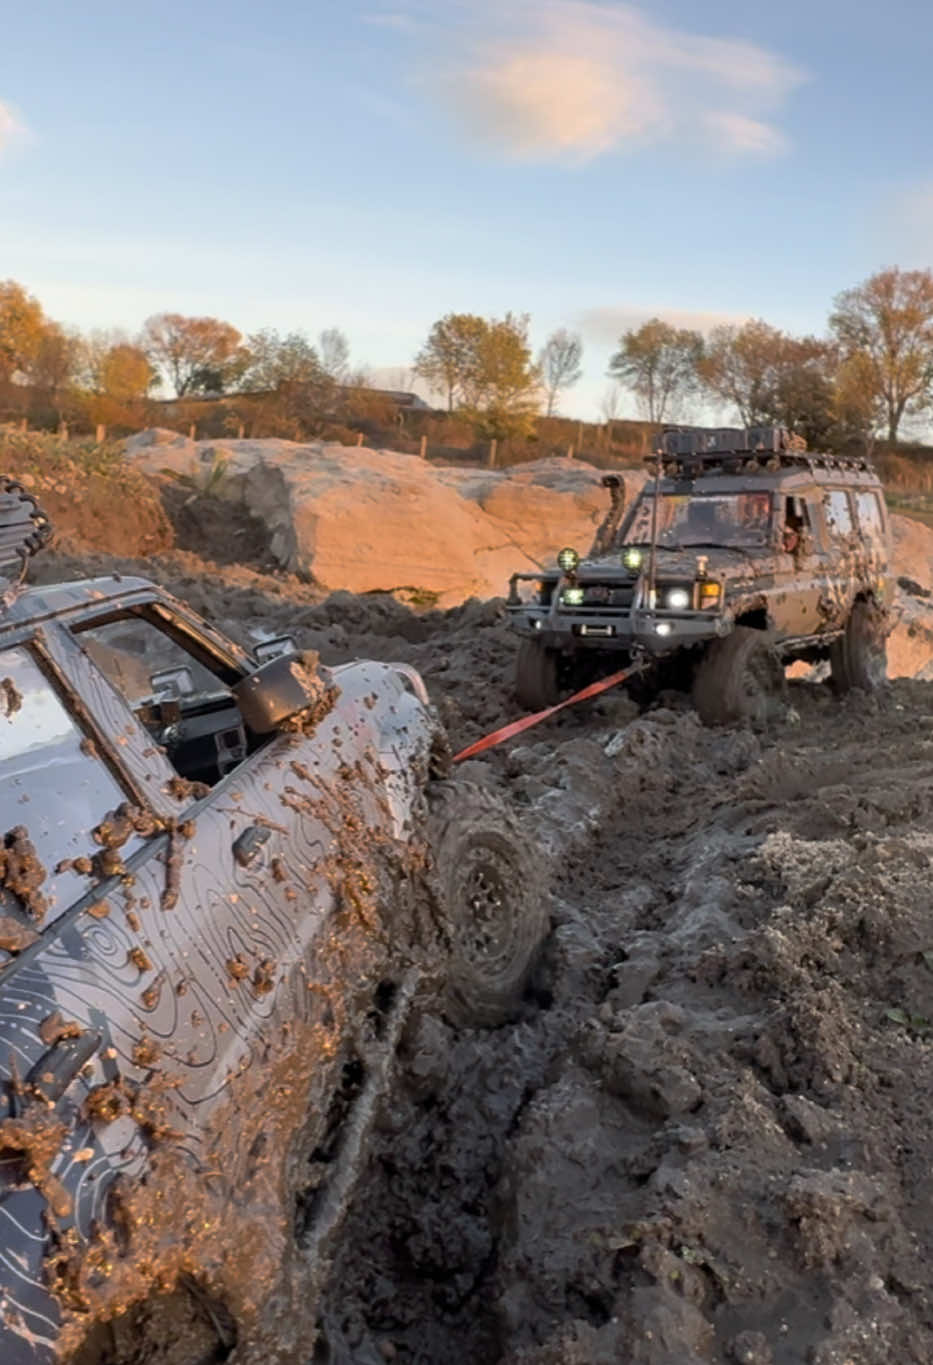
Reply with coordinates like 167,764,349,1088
150,665,196,699
254,635,298,664
233,651,334,735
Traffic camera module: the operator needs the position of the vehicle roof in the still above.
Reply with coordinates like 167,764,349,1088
0,575,158,635
651,465,883,495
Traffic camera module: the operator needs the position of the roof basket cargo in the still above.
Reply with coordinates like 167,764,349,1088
655,425,802,456
0,479,52,587
645,426,876,479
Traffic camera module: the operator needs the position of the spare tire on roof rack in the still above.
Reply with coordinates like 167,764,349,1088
0,478,52,587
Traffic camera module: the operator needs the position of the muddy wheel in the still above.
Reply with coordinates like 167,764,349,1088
69,1280,235,1365
692,627,787,728
829,598,887,693
515,639,561,710
427,780,549,1027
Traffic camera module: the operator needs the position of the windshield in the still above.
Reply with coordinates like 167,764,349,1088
621,492,772,550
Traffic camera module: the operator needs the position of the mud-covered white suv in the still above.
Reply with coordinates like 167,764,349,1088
0,478,547,1365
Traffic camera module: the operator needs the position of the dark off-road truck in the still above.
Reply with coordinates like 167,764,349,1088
507,426,894,725
0,479,548,1365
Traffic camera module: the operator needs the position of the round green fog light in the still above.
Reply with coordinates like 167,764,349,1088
623,547,643,570
557,546,580,573
562,586,585,606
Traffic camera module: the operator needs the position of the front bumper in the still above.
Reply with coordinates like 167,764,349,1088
506,602,728,655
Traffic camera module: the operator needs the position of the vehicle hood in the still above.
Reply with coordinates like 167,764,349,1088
580,546,774,580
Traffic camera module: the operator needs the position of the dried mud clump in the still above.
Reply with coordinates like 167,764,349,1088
0,827,48,921
0,915,38,953
0,676,22,718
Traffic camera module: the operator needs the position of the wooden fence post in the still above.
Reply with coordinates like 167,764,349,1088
95,424,106,444
577,422,583,451
567,444,575,459
188,423,196,440
58,421,68,440
237,424,245,439
488,438,498,468
356,432,364,446
419,434,427,458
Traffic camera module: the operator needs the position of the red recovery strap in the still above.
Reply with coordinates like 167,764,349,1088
451,661,644,763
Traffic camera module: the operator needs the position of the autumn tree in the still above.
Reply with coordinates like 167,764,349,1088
459,313,541,440
829,267,933,444
413,313,486,412
95,343,157,403
28,324,81,397
318,327,350,383
697,320,835,446
608,318,703,423
140,313,242,396
538,328,583,416
240,329,324,390
832,350,885,454
0,280,45,383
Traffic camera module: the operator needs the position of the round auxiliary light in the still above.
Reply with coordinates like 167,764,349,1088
562,586,585,606
623,547,643,570
665,587,690,611
557,546,580,573
655,622,673,637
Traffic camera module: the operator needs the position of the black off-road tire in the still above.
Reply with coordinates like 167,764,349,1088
427,780,550,1027
829,598,887,693
514,639,562,711
693,627,787,728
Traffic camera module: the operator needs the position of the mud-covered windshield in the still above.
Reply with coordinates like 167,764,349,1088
621,491,772,549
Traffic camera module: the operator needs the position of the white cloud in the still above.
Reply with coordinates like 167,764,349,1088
579,304,750,344
413,0,803,163
703,111,788,158
0,101,26,155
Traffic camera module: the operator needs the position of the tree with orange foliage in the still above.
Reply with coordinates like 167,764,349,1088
0,280,46,383
140,312,242,396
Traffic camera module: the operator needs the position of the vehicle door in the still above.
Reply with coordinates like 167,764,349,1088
813,487,860,630
851,487,891,607
771,490,827,636
41,605,409,1204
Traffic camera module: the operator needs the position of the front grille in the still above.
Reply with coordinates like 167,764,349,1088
577,583,635,609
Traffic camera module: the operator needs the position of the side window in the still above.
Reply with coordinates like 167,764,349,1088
74,615,249,788
823,489,854,539
782,496,812,552
0,646,145,927
855,490,884,536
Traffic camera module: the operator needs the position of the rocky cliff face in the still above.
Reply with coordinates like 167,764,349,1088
125,431,643,604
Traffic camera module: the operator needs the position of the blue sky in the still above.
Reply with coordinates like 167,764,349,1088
1,0,930,418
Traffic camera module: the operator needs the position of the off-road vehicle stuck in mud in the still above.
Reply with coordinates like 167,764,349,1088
507,425,894,724
0,479,548,1365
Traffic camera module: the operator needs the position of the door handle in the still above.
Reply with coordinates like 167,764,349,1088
232,825,271,868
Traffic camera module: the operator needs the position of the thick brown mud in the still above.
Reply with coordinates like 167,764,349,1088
320,682,933,1365
20,545,933,1364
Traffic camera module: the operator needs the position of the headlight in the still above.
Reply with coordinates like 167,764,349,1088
557,547,580,573
664,587,691,610
561,587,585,606
622,547,643,570
698,582,722,609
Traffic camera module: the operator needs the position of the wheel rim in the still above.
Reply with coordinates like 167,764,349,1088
453,850,515,969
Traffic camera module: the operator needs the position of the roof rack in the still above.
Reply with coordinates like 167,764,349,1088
646,426,876,480
0,479,52,588
655,424,803,457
